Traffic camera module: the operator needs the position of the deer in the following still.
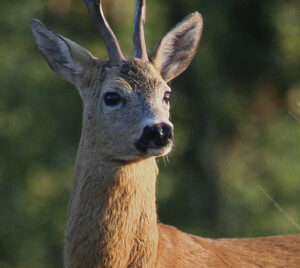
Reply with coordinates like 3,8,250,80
30,0,300,267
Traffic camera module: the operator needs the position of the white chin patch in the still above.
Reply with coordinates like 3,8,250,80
146,145,172,157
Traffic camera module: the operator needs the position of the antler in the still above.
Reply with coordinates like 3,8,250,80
133,0,148,60
84,0,124,65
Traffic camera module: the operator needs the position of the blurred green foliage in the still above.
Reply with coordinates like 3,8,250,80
0,0,299,267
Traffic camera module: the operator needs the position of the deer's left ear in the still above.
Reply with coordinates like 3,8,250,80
149,12,203,83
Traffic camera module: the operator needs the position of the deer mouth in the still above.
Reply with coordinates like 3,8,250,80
135,141,174,157
145,145,173,157
134,134,174,156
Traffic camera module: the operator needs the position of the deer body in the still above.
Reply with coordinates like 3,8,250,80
30,0,300,267
66,139,300,268
66,138,300,268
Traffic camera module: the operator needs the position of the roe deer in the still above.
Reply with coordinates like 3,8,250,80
30,0,300,267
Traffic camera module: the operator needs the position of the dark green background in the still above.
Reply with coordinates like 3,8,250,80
1,0,299,267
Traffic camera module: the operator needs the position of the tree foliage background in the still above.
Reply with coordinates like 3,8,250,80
0,0,299,267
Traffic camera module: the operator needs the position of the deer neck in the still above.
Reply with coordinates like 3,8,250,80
65,133,159,268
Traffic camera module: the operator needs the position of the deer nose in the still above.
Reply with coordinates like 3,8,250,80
146,124,173,147
135,123,174,153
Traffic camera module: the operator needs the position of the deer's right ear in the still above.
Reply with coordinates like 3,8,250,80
30,19,96,87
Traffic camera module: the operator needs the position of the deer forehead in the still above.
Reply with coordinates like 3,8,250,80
102,59,170,97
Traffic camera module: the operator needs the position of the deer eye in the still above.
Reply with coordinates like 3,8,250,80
103,92,122,106
163,91,171,104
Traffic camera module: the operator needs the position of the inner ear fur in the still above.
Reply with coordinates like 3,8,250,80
149,12,203,83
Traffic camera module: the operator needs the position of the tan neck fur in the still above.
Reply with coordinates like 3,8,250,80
64,129,159,268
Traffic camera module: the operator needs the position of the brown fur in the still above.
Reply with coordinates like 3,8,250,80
65,154,159,267
158,225,300,267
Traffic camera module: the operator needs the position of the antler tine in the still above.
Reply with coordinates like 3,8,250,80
133,0,148,60
84,0,124,65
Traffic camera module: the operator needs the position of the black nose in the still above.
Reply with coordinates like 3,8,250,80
135,123,174,153
145,123,173,147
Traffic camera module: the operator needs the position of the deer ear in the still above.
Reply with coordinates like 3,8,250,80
149,12,203,83
30,19,96,86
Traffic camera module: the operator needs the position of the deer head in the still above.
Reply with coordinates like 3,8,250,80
30,0,203,162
